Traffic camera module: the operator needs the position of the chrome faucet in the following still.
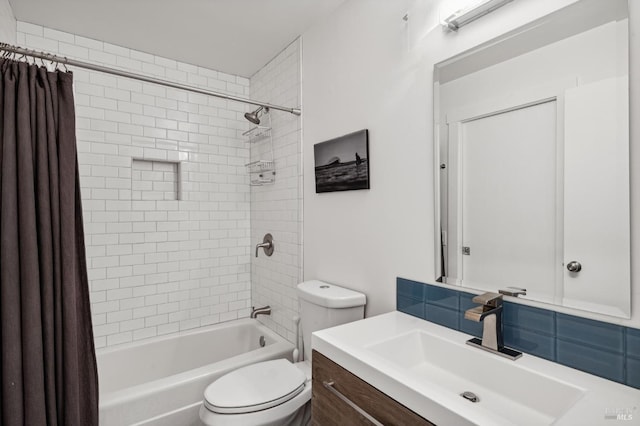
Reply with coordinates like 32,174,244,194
464,292,504,350
250,305,271,318
464,292,522,360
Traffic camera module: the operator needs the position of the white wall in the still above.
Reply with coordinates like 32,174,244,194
302,0,640,328
250,40,303,343
18,22,254,348
303,0,427,318
0,0,16,44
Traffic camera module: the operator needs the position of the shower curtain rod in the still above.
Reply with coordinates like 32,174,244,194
0,42,302,116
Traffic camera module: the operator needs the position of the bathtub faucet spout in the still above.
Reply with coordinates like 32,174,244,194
251,305,271,318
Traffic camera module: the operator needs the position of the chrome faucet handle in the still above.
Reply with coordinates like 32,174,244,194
255,233,274,257
255,241,271,257
499,287,527,297
471,292,503,308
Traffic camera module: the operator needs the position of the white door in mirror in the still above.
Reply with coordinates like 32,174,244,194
461,100,557,300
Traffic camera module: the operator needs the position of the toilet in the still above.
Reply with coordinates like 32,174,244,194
199,280,366,426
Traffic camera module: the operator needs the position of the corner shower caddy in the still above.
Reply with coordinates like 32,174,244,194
244,110,275,186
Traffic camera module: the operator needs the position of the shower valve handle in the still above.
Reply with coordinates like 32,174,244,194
256,234,274,257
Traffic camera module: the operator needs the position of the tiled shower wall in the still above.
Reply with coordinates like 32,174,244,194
17,22,253,348
0,0,15,44
249,39,303,343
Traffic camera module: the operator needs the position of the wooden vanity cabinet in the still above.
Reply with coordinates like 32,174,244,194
311,350,434,426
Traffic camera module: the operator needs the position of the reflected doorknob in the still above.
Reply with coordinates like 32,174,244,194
567,261,582,272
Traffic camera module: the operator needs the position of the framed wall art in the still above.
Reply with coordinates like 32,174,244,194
314,129,370,193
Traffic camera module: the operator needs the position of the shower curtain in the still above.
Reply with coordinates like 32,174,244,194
0,59,98,425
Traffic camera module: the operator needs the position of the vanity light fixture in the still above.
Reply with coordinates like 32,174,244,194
443,0,513,31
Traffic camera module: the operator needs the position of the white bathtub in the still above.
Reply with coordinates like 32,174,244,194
98,319,294,426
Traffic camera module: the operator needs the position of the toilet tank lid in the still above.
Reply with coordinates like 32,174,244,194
297,280,366,308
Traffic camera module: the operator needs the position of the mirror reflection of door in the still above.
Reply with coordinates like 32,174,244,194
435,0,630,318
459,100,558,302
445,79,629,316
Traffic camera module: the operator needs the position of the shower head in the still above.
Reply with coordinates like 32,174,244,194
244,106,265,125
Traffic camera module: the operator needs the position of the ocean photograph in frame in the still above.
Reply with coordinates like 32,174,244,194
314,129,370,193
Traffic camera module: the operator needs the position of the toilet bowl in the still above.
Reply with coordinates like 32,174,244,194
199,359,311,426
199,280,366,426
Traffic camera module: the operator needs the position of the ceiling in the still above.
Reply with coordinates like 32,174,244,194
8,0,347,77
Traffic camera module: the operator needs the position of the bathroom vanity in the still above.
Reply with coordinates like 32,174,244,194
311,350,433,425
311,312,640,426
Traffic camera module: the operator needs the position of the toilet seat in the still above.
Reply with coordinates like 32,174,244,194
204,359,306,415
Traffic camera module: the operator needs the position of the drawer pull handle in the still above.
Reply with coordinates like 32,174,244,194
323,381,384,426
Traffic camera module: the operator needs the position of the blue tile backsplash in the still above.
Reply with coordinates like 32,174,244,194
396,277,640,389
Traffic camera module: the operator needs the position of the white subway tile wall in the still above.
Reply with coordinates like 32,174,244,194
17,22,254,348
0,0,16,45
250,39,303,343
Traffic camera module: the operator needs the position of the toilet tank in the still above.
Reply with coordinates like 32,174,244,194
297,280,366,361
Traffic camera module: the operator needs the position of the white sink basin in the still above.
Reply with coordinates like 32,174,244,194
312,311,640,426
366,330,584,425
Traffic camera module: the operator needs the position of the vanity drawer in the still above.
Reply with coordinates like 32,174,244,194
312,350,434,426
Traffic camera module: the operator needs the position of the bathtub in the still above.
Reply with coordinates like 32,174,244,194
98,319,294,426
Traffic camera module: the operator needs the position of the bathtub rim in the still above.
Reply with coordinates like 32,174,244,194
98,318,293,409
96,317,282,357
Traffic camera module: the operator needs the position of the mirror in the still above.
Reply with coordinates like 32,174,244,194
434,0,630,318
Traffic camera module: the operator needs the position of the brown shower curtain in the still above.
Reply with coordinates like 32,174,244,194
0,59,98,425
